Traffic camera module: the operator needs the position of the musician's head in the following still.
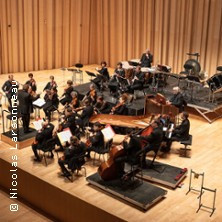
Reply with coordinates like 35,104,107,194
145,49,150,54
28,73,33,79
93,122,102,131
135,65,141,72
101,61,107,67
151,120,160,129
51,87,57,94
70,136,80,146
84,99,90,106
23,84,29,92
67,80,73,86
50,75,54,81
117,62,122,69
8,74,14,81
182,111,189,120
173,86,180,94
90,84,95,90
71,91,78,98
65,107,73,116
120,93,128,103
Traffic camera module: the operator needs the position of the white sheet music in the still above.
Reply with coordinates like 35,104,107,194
33,98,46,107
32,119,44,131
57,128,72,144
101,125,115,141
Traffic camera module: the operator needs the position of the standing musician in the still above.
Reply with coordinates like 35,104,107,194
58,136,86,177
43,75,57,91
31,119,55,162
83,84,97,105
25,73,37,93
18,84,33,133
60,80,74,106
140,49,153,68
43,88,59,121
93,61,110,91
2,74,18,106
110,93,128,115
85,122,104,159
168,86,186,112
94,96,110,114
131,65,145,90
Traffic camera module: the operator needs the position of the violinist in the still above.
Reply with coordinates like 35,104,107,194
25,73,37,95
43,75,58,91
60,80,74,106
85,122,104,159
83,84,97,105
94,96,110,114
31,119,55,162
69,91,80,109
93,61,110,91
110,93,128,115
2,74,18,106
43,88,59,121
18,84,34,133
113,62,125,81
58,136,86,177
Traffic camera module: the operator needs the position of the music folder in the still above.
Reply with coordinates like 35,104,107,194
33,98,46,108
32,119,44,131
57,128,72,144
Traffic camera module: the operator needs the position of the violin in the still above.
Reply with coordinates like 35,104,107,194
90,89,96,98
110,102,124,115
70,97,78,108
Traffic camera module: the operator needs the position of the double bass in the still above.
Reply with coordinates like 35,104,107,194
98,115,155,181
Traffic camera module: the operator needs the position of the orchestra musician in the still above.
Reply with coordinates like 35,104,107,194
43,88,59,121
94,96,110,114
140,49,153,68
55,107,77,152
69,91,80,110
83,84,97,105
168,86,186,112
110,93,128,115
18,84,34,133
31,119,55,162
25,73,37,93
92,61,110,91
58,136,86,177
43,75,58,91
60,80,74,106
85,122,104,159
2,74,18,106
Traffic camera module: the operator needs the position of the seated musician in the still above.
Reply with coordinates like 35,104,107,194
86,122,104,158
94,96,110,114
31,119,55,162
163,112,190,152
168,87,186,112
58,136,86,177
93,61,110,91
43,88,59,121
69,91,80,109
110,93,128,115
131,65,144,89
140,49,153,68
2,74,18,107
136,120,163,167
86,84,97,105
55,107,77,152
25,73,37,93
43,75,57,91
76,99,94,129
60,80,74,105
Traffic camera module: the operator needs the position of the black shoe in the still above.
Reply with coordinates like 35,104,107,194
33,157,41,162
61,172,71,177
55,147,64,152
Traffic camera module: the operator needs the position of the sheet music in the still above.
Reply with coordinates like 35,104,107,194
57,128,72,144
33,98,46,107
32,119,44,131
101,124,115,141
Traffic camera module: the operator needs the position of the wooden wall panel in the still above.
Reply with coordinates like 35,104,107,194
0,0,221,76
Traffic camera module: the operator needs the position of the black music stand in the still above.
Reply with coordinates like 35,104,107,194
86,71,96,80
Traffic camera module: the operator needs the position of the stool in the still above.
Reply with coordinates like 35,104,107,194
180,135,192,158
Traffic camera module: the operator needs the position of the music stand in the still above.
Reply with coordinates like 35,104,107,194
128,61,140,67
86,71,96,80
60,67,67,86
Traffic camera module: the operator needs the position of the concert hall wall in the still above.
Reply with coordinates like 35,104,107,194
0,0,221,76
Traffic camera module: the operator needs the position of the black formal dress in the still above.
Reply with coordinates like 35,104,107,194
43,93,59,120
60,86,74,105
76,105,94,128
43,81,57,91
32,123,55,160
112,103,128,115
25,80,37,92
58,142,86,176
94,101,111,114
140,53,153,68
18,90,33,133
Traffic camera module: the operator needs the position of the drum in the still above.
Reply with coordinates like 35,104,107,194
183,59,201,76
207,73,222,92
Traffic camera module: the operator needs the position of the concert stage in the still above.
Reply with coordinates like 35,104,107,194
76,76,222,122
1,128,36,149
126,160,188,189
86,173,167,210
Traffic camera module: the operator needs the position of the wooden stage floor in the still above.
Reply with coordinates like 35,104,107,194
0,66,222,221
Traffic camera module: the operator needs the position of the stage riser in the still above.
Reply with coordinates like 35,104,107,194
0,159,125,222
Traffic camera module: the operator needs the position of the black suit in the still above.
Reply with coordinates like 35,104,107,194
172,119,190,141
18,90,33,133
140,53,153,68
25,80,37,92
62,113,77,135
32,123,55,160
60,86,74,105
170,92,186,112
87,131,104,157
43,93,59,120
113,104,128,115
77,105,94,127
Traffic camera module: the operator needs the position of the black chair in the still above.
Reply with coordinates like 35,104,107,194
179,135,192,158
38,138,56,166
93,139,113,165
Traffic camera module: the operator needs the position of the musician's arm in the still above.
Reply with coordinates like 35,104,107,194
2,82,6,92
